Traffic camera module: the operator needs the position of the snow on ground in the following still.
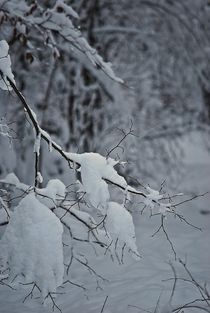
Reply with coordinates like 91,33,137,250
0,143,210,313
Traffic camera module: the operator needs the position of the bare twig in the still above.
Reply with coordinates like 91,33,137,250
100,295,108,313
151,215,177,259
45,292,62,313
106,121,136,159
63,279,86,292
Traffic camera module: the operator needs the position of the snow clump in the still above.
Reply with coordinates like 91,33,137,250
0,193,64,298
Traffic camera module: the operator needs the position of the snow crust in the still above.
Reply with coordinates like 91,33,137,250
0,40,15,91
0,194,64,298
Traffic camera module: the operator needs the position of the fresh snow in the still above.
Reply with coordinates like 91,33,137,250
37,179,66,207
0,174,66,208
0,193,64,298
66,152,127,210
106,202,140,259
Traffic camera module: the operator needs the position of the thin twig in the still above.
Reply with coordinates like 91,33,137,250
100,295,108,313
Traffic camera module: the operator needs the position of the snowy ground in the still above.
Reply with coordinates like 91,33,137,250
0,143,210,313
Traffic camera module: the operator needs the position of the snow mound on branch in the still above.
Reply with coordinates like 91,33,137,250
106,202,140,259
0,174,66,208
0,40,15,91
0,194,64,297
0,173,29,191
146,186,163,201
143,186,172,215
37,179,66,207
144,186,163,210
66,152,127,211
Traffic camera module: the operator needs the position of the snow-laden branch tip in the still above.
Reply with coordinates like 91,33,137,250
0,44,164,209
3,73,197,219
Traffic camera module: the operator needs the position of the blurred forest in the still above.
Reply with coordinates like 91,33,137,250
0,0,210,185
1,2,210,313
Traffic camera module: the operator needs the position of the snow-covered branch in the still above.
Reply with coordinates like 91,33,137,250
0,0,123,84
5,74,176,213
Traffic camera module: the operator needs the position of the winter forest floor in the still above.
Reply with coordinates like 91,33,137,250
0,138,210,313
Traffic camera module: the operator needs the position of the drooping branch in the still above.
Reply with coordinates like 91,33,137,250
7,77,78,165
5,76,208,215
5,77,154,200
